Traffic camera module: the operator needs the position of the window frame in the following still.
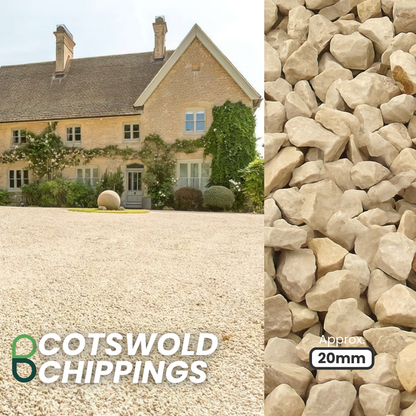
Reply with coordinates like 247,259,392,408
66,125,82,145
184,109,206,134
75,165,99,188
176,160,211,191
123,122,140,142
9,169,29,190
12,129,27,146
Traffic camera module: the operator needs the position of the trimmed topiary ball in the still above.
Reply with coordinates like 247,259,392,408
173,187,203,211
203,186,235,210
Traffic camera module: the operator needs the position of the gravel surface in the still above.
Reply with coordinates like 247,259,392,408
0,207,263,416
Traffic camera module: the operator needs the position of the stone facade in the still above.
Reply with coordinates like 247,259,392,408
0,21,259,207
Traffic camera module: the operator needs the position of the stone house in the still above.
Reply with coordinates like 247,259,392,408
0,17,260,207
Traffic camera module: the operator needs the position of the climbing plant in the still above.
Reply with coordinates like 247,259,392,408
203,100,257,188
138,133,177,208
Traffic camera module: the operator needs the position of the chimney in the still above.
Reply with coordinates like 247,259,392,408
153,16,167,60
54,25,75,74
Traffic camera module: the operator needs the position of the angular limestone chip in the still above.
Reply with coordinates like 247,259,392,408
357,0,382,23
285,91,312,119
310,67,353,102
264,198,282,227
265,272,277,298
330,32,375,70
397,342,416,393
264,133,287,163
302,380,356,416
265,0,278,33
380,94,415,124
288,6,314,43
265,294,292,341
265,41,281,82
264,220,307,250
375,285,416,328
358,384,401,416
378,123,413,152
373,232,416,282
390,50,416,95
276,249,316,302
265,101,286,133
265,78,293,103
343,254,370,294
264,384,305,416
324,298,374,338
308,14,339,53
283,42,319,85
358,16,394,53
265,337,306,367
295,333,323,361
390,148,416,175
353,104,384,133
351,161,391,189
393,0,416,34
289,302,319,332
305,270,360,311
264,147,304,195
273,188,305,226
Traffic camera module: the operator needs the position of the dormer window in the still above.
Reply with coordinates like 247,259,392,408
12,129,26,145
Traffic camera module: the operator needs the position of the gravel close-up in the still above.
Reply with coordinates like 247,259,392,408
0,207,263,416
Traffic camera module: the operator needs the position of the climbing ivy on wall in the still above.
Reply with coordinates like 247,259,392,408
203,100,257,188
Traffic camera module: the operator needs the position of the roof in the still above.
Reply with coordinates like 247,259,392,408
134,24,262,109
0,51,173,123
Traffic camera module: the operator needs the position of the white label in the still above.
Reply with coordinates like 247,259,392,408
310,348,374,370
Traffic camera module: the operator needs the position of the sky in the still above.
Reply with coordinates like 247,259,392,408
0,0,264,153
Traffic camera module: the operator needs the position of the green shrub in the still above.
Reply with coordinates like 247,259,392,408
95,167,124,197
0,190,11,206
36,178,69,207
240,158,264,213
173,187,203,211
22,183,41,205
67,181,96,208
203,186,235,210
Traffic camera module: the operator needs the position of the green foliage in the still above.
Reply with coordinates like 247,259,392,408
21,183,41,206
173,187,203,211
95,167,125,197
203,186,235,210
0,190,10,206
37,178,69,207
240,158,264,213
203,100,257,188
138,134,177,208
172,137,205,154
67,181,96,208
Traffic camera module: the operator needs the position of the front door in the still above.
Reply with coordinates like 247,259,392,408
126,169,143,205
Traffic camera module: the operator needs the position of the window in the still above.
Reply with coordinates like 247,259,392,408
185,110,205,133
177,161,210,190
12,130,26,145
76,166,99,188
124,124,140,140
67,126,81,143
9,169,29,189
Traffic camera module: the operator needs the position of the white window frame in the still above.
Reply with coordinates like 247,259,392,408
12,129,27,146
9,169,29,190
184,109,206,134
75,166,99,188
123,123,140,141
66,126,82,144
176,160,211,191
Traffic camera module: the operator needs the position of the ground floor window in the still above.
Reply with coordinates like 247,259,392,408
76,166,99,188
9,169,29,189
177,161,210,190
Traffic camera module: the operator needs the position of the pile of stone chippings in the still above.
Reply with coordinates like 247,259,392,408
264,0,416,415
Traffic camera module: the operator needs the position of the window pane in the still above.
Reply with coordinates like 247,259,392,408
191,163,199,177
77,169,83,180
138,172,142,191
196,121,205,131
85,169,91,178
67,127,73,141
124,132,131,140
13,131,19,144
20,131,26,143
9,171,14,179
10,179,14,188
202,163,210,177
133,125,139,132
93,168,99,178
185,112,194,121
196,112,205,121
75,134,81,141
75,127,81,134
23,170,29,185
179,164,188,178
128,172,132,191
133,172,138,191
16,170,21,180
185,121,194,132
124,125,131,132
133,130,140,139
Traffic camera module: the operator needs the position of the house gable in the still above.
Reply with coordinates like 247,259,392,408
134,24,261,109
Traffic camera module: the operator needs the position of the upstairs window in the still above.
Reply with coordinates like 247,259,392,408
124,124,140,140
67,126,81,143
185,110,205,133
9,169,29,189
12,130,26,145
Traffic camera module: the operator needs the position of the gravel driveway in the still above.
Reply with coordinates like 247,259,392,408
0,207,263,416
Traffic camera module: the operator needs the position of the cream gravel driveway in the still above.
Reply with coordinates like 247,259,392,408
0,207,263,416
